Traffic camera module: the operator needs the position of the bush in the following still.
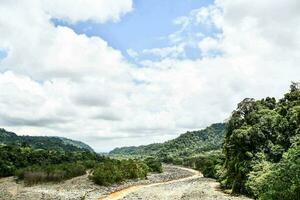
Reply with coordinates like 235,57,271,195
121,159,148,179
90,162,123,186
23,171,48,185
16,163,86,185
159,151,224,180
0,160,16,177
184,152,224,179
80,160,98,169
144,157,162,173
90,159,149,186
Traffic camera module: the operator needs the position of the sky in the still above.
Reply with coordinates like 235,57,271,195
0,0,299,152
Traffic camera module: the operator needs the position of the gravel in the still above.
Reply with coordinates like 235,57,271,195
0,165,193,200
121,176,251,200
0,165,252,200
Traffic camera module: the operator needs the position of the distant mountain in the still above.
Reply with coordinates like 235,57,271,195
110,123,225,158
58,137,94,152
0,128,94,152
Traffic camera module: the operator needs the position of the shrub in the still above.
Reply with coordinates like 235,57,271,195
144,157,162,173
121,159,148,179
194,152,224,179
90,162,124,186
16,163,86,185
90,159,149,186
0,160,16,177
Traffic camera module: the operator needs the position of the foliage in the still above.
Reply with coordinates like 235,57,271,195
0,144,105,177
89,159,149,186
0,144,158,186
222,82,300,197
144,157,162,173
0,128,164,187
15,163,86,185
110,123,225,162
194,152,224,178
0,128,94,152
246,136,300,200
177,151,224,179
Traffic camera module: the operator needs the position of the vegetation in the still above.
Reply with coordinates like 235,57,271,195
144,157,163,173
0,144,104,178
181,151,224,179
15,163,86,185
246,139,300,200
89,156,162,186
110,123,225,163
220,82,300,199
0,138,162,186
0,128,93,152
90,159,149,186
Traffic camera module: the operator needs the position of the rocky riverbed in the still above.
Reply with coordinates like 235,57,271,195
0,165,252,200
0,165,193,200
120,175,251,200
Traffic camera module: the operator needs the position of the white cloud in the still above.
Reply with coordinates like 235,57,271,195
198,37,221,56
127,49,139,58
0,0,299,152
142,45,186,58
43,0,133,24
130,0,300,145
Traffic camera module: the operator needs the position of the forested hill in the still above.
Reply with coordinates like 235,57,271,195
219,82,300,199
0,128,94,152
110,123,225,158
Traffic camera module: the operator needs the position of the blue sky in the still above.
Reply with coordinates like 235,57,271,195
53,0,214,61
0,49,7,60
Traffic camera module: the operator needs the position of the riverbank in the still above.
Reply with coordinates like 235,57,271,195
0,165,252,200
0,165,192,200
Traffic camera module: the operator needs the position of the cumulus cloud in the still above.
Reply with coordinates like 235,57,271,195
198,37,221,56
142,45,186,59
133,0,300,141
0,0,299,151
43,0,133,24
127,49,139,58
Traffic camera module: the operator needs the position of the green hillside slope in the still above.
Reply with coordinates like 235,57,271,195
0,128,94,152
110,123,225,160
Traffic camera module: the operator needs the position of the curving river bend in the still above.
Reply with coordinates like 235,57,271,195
99,166,251,200
0,165,252,200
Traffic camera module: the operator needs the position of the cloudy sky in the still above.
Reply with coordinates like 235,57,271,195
0,0,299,152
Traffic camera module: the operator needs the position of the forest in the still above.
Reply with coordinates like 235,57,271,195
220,82,300,199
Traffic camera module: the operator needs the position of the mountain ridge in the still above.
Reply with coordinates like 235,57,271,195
0,128,94,152
109,123,225,159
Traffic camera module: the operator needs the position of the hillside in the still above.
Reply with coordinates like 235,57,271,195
110,123,225,159
0,128,94,152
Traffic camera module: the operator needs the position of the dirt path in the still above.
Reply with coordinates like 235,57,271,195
100,167,251,200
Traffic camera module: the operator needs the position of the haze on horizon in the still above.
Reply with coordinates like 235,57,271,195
0,0,299,152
